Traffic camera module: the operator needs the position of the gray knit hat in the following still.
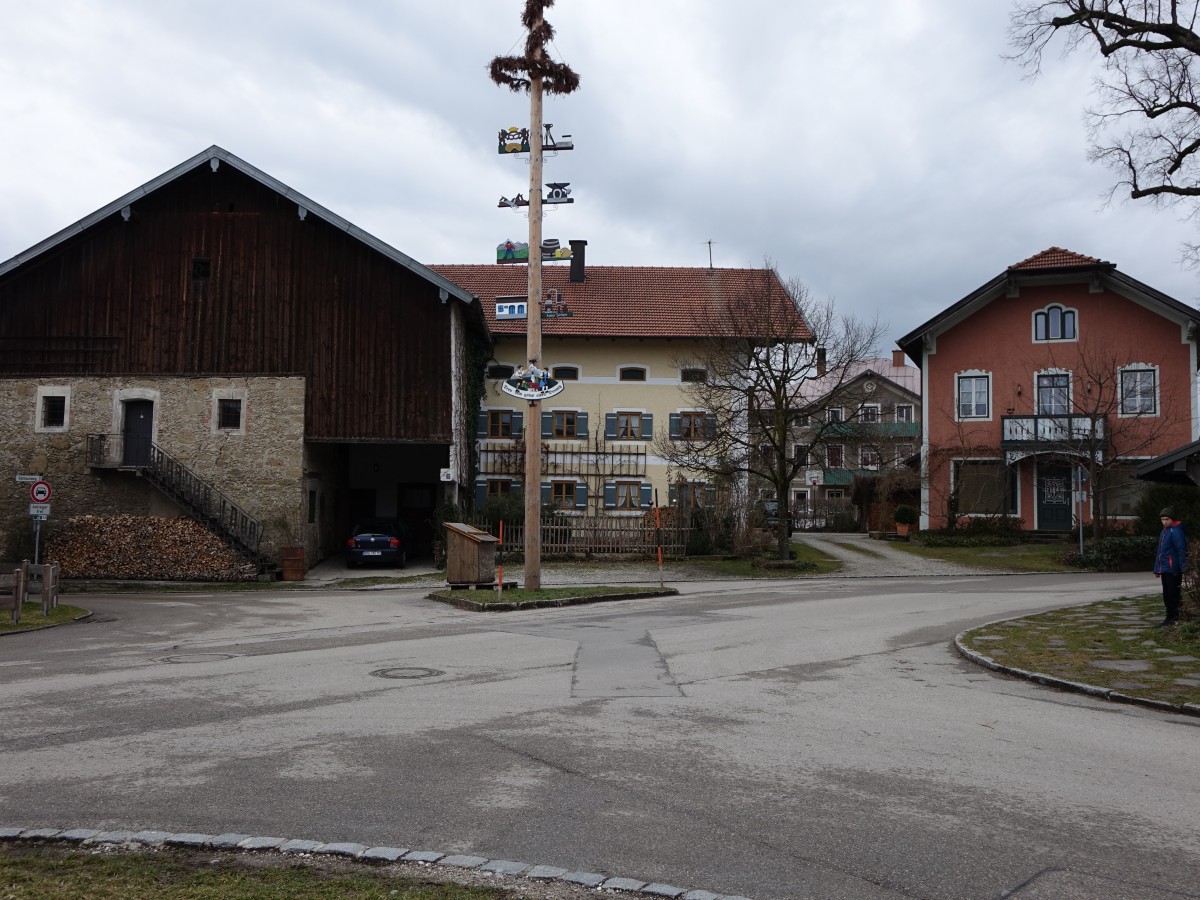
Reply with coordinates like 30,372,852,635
1161,506,1179,519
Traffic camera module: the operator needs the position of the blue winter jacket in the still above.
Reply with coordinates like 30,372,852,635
1154,522,1188,575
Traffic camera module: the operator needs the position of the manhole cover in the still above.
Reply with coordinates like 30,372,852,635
158,653,239,664
370,667,444,680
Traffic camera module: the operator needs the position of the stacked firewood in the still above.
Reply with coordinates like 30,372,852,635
48,515,256,581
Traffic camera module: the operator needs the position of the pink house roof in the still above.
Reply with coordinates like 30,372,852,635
1008,247,1112,271
898,246,1199,364
430,264,811,340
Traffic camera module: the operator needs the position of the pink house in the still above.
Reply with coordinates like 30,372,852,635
898,248,1200,532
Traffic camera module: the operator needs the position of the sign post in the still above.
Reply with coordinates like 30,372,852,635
28,481,51,566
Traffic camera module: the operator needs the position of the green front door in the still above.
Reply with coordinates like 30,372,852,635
1037,463,1072,531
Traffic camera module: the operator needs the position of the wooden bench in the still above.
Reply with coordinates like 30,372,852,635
25,560,61,615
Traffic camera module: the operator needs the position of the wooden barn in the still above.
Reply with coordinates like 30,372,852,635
0,146,489,575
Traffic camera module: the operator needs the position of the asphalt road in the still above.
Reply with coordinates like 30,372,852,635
1,572,1197,900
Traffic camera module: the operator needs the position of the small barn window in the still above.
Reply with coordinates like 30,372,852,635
552,366,579,380
681,368,707,383
488,364,515,379
217,398,243,430
619,367,647,381
41,395,66,429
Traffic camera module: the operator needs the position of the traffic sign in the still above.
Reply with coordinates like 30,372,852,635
15,474,42,483
30,481,52,503
29,502,50,519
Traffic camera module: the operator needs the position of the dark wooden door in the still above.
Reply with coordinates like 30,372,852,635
1037,463,1072,531
122,400,154,466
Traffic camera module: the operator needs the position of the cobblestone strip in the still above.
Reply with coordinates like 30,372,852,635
0,826,753,899
954,622,1200,718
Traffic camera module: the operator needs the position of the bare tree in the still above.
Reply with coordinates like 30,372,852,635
655,268,885,559
1010,2,1200,258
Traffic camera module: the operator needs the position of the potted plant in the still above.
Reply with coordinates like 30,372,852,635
893,505,918,537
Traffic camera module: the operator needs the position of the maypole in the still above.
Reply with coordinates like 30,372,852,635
490,0,579,589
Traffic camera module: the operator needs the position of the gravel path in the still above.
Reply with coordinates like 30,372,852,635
793,532,986,577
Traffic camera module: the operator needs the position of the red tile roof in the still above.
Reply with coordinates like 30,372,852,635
430,264,811,339
1008,247,1110,270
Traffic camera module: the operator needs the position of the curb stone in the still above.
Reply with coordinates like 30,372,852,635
0,825,753,899
430,588,678,613
954,620,1200,719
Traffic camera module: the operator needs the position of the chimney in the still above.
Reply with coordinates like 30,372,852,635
892,349,906,368
816,346,827,376
569,239,587,283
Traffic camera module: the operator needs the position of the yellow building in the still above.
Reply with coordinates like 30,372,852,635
433,250,793,515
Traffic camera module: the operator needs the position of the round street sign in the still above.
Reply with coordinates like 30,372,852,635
30,481,51,503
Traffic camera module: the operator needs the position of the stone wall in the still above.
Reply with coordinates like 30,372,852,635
0,376,306,562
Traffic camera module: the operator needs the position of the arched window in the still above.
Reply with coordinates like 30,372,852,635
1033,305,1077,342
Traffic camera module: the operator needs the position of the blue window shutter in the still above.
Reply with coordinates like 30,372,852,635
575,483,587,508
577,411,589,439
476,411,489,437
603,483,616,508
605,413,617,439
705,413,717,438
474,481,486,509
640,484,653,508
541,481,551,503
512,410,524,438
542,411,553,438
669,413,681,439
640,413,654,440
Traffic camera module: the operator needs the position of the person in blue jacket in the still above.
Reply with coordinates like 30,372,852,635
1153,506,1187,627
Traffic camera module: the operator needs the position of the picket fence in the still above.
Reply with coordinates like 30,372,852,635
468,516,690,557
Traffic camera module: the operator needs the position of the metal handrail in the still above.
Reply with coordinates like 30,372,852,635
86,433,262,559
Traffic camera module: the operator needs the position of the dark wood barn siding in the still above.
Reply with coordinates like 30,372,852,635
0,163,453,442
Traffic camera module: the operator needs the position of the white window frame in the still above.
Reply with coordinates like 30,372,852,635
1118,364,1160,418
35,385,71,434
860,446,881,469
857,404,881,423
894,404,913,424
826,443,845,468
955,371,991,421
826,407,844,423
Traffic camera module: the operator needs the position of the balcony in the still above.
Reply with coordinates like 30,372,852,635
1001,414,1106,451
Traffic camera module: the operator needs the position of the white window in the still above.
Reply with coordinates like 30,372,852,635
860,446,881,468
793,444,810,466
826,407,844,423
957,373,990,419
1036,373,1070,416
858,404,880,423
827,444,845,468
211,387,247,435
35,386,71,433
894,404,913,423
1120,367,1158,416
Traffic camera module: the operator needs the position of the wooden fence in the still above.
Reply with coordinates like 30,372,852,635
468,516,689,558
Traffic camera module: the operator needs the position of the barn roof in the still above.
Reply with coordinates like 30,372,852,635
0,145,476,307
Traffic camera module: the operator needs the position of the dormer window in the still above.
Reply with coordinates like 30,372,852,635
1033,304,1077,342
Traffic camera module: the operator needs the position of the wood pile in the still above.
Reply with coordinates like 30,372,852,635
48,515,257,581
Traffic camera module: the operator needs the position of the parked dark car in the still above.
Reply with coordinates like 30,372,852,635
759,499,795,533
345,519,408,568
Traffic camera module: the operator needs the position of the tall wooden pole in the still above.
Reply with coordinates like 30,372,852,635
524,34,544,590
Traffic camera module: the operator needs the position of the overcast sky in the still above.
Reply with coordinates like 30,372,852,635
2,0,1197,346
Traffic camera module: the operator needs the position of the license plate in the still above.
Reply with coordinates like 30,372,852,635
363,551,382,556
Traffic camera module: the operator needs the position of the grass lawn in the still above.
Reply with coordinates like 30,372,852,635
0,600,88,634
687,541,842,578
0,843,530,899
890,540,1075,572
960,594,1200,707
